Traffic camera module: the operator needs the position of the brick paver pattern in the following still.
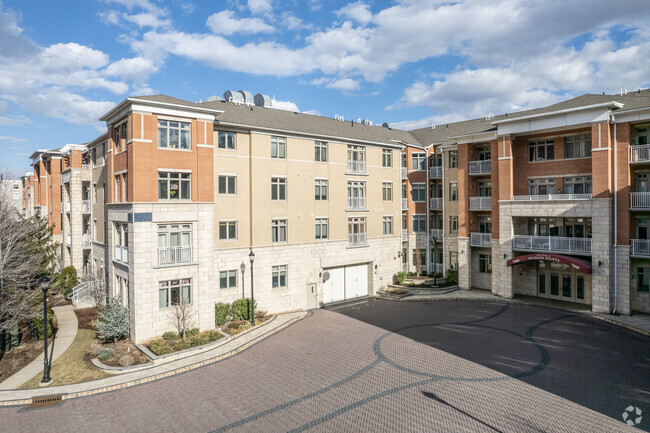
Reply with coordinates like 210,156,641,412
0,302,643,433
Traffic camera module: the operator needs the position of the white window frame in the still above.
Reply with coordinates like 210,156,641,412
218,175,236,195
272,219,287,243
315,218,328,240
219,220,237,240
382,149,392,167
159,278,191,308
383,216,393,235
479,254,492,273
218,131,236,150
158,119,190,150
413,214,426,233
382,182,393,201
219,270,238,289
272,177,287,200
272,265,287,288
564,134,591,159
315,141,327,162
412,183,425,202
158,171,191,200
411,153,426,170
315,179,328,201
529,139,554,162
271,136,286,159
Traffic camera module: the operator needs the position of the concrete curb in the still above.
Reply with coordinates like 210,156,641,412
588,314,650,337
0,311,308,407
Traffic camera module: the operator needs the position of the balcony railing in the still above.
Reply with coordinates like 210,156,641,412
630,144,650,163
158,245,193,265
347,160,366,174
114,245,128,263
430,229,442,241
469,196,492,210
348,232,367,247
630,192,650,209
469,160,491,175
65,202,71,213
470,232,492,247
401,168,408,179
631,239,650,257
347,196,367,210
66,235,71,246
512,235,592,254
429,166,442,179
82,234,91,249
401,229,408,241
401,262,408,272
82,200,91,213
401,198,408,210
512,194,592,201
429,197,442,210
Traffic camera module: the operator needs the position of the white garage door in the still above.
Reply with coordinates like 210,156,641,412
322,263,368,304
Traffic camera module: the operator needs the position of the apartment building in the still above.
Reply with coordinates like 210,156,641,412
0,179,22,215
401,90,650,315
25,89,650,342
21,173,34,217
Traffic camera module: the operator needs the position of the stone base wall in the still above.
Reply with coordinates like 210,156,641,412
458,237,470,290
629,256,650,314
470,246,492,290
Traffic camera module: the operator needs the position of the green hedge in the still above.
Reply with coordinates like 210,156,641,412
446,269,458,284
215,302,231,326
394,272,407,285
231,298,257,321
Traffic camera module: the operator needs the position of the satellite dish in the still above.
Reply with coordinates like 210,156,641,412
323,271,330,282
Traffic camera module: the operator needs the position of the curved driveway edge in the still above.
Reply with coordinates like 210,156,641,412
0,310,308,407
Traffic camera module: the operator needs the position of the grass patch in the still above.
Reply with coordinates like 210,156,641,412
20,329,110,389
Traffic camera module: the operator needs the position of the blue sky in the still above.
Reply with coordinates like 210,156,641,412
1,0,649,174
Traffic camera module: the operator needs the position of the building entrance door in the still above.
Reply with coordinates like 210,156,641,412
537,261,591,304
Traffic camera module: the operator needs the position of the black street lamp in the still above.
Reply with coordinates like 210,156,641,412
40,276,52,384
432,235,438,287
240,262,246,299
249,250,255,326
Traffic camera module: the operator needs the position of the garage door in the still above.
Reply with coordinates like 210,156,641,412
322,263,368,304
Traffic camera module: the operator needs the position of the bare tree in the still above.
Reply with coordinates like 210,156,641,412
413,249,423,276
80,273,107,309
168,298,195,339
0,171,57,333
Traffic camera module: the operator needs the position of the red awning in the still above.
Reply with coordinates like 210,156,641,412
506,253,592,274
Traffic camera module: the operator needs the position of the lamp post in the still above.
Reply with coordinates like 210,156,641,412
240,262,246,299
248,250,255,326
432,235,438,286
40,276,52,384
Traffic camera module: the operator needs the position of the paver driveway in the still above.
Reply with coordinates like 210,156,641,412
1,300,646,432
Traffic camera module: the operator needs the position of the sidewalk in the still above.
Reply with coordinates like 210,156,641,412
0,310,308,406
0,305,78,391
401,286,650,335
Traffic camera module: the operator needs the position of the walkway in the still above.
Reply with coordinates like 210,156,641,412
0,310,307,405
0,305,78,390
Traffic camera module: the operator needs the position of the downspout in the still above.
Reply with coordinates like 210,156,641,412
612,116,618,314
426,150,430,274
441,150,446,272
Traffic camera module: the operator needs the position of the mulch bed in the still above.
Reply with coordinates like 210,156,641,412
76,307,149,367
0,324,44,383
221,315,272,335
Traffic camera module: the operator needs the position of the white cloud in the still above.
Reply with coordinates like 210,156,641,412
124,12,170,29
247,0,272,15
302,109,321,116
335,1,372,25
0,136,28,143
0,115,32,126
282,13,312,31
105,57,158,82
325,77,359,91
206,10,274,35
272,99,300,112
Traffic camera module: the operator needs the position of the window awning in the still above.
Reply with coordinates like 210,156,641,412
506,253,592,274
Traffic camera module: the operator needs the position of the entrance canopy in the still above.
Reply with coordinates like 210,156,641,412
506,253,592,274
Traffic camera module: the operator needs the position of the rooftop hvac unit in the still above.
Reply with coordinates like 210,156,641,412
254,93,272,108
223,90,244,104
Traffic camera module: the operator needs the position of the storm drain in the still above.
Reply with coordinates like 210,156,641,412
26,394,63,409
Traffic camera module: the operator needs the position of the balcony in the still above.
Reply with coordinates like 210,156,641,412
114,245,128,263
631,239,650,257
347,196,367,211
401,229,408,241
82,200,91,213
512,235,592,254
470,232,492,247
429,197,442,210
401,198,408,210
630,144,650,163
347,160,366,175
468,160,491,175
513,194,592,201
348,232,367,247
65,202,71,213
469,196,492,210
66,235,71,246
158,245,193,265
401,168,408,179
630,192,650,209
430,228,442,241
429,166,442,179
82,234,91,249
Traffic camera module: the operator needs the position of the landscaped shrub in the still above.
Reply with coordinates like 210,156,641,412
231,298,257,321
186,327,200,338
203,330,220,341
231,321,251,335
254,309,267,319
97,347,115,360
58,266,78,299
215,302,231,326
162,331,179,340
446,269,458,284
119,354,134,367
174,339,191,351
95,296,130,345
394,272,407,285
148,338,173,356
